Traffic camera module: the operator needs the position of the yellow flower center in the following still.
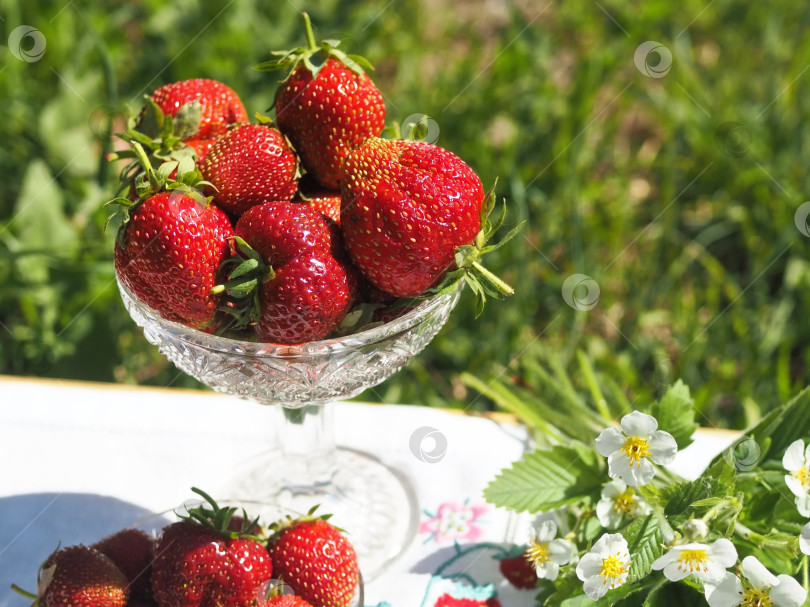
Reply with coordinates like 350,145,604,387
613,489,637,514
796,466,810,490
742,588,773,607
526,541,549,567
599,554,629,588
621,436,651,467
676,549,709,573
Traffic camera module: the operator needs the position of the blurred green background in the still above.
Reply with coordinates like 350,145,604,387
2,0,809,429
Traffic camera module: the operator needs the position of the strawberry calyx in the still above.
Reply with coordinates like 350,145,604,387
254,12,373,80
107,97,204,195
266,504,342,546
212,236,275,332
177,487,264,541
426,179,525,316
105,140,212,245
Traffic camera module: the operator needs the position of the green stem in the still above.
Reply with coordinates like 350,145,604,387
472,261,514,296
302,12,317,50
10,584,37,600
131,141,158,191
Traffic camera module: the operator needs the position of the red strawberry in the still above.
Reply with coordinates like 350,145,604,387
202,123,299,216
258,13,385,189
341,137,484,297
296,177,342,224
12,545,129,606
150,78,248,139
498,553,537,590
92,528,156,598
185,137,218,165
268,514,359,607
435,596,501,607
114,189,234,330
266,596,314,607
229,201,357,344
151,488,273,607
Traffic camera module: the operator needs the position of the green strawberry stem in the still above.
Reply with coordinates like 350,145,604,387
471,260,514,296
10,584,37,601
302,12,317,51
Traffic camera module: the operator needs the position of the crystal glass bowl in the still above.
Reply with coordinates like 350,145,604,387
118,277,461,579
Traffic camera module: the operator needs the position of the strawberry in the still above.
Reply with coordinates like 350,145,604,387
268,511,359,607
92,528,156,599
257,13,385,189
266,596,314,607
185,137,218,165
341,137,519,310
150,78,248,139
435,595,501,607
498,553,537,590
12,545,129,606
112,143,234,331
296,176,342,224
202,123,299,216
151,488,273,607
222,201,357,344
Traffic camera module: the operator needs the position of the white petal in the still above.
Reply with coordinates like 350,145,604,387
784,475,807,499
651,549,677,571
796,495,810,517
800,521,810,556
770,574,808,607
700,559,731,584
538,560,560,582
583,575,610,600
742,555,777,590
662,559,691,582
596,427,625,456
804,442,810,464
609,452,655,486
621,410,658,438
704,572,744,607
576,552,604,581
535,519,558,543
709,538,738,568
602,479,626,498
548,539,574,565
603,533,630,556
648,430,678,464
783,439,805,472
596,497,623,529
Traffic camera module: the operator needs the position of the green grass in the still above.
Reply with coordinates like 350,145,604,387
2,0,810,429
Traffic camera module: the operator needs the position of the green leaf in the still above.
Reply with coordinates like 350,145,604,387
650,380,698,450
623,513,672,582
483,442,603,512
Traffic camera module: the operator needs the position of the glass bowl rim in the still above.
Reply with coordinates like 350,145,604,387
117,274,462,359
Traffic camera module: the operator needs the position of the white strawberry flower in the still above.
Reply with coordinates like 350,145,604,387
704,556,807,607
595,479,650,529
575,533,631,601
800,521,810,556
782,439,810,516
525,520,575,582
650,538,737,584
595,411,678,486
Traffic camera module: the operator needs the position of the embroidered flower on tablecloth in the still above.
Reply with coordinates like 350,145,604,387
420,499,489,544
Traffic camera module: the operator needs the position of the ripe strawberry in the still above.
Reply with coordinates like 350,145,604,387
268,513,359,607
12,545,129,606
185,136,218,165
226,201,357,344
266,596,314,607
257,13,385,189
114,188,234,330
498,553,537,590
150,78,248,139
341,137,519,308
435,596,501,607
92,528,156,598
296,177,342,224
151,488,273,607
202,123,299,216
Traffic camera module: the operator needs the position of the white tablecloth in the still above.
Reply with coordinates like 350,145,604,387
0,376,735,606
